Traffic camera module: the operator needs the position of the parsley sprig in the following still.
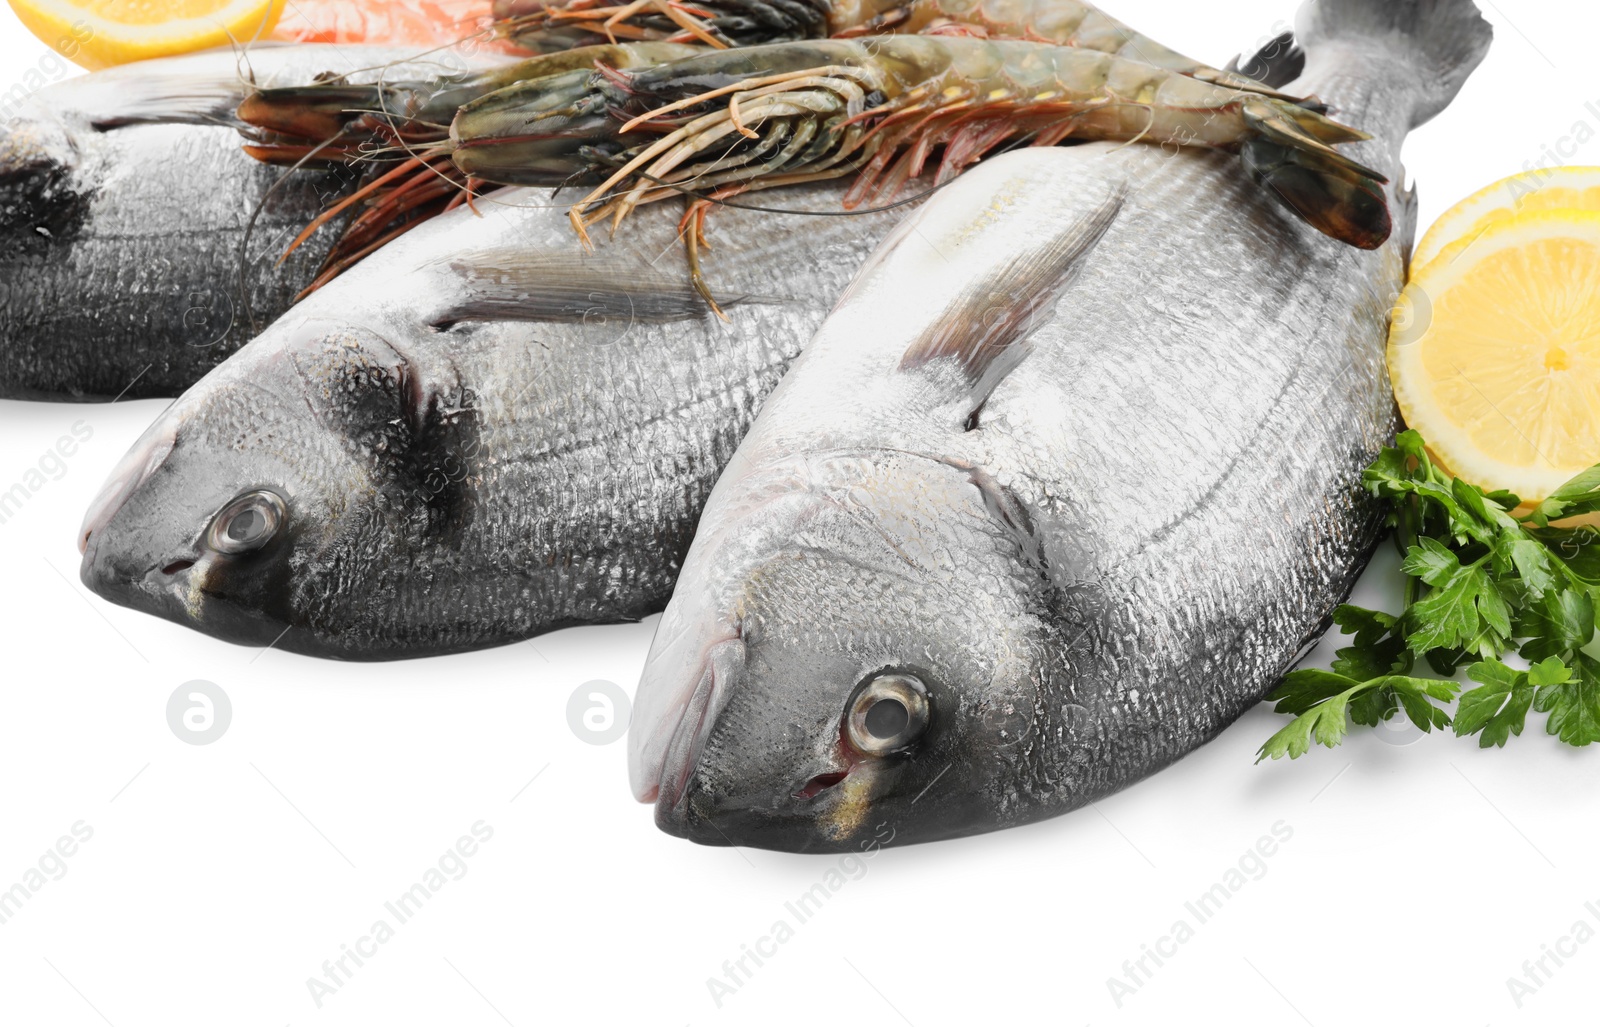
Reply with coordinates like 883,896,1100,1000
1257,431,1600,760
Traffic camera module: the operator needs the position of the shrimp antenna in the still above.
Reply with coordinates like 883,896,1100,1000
370,57,481,199
222,0,278,90
238,130,353,334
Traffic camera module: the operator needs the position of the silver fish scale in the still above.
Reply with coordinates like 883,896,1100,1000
630,0,1491,851
321,244,893,649
964,140,1405,808
0,46,497,400
0,122,342,400
81,181,904,657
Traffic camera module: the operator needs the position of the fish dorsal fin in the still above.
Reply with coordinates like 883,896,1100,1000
897,187,1124,409
1228,30,1307,90
1398,177,1420,276
432,249,721,329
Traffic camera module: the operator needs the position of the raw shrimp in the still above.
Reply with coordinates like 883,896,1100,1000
449,37,1389,258
239,42,698,163
493,0,1298,100
237,43,700,294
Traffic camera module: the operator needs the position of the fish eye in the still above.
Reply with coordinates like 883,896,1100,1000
207,490,286,555
846,673,931,757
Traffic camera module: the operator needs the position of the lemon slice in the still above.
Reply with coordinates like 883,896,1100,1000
1413,167,1600,273
7,0,286,70
1390,209,1600,504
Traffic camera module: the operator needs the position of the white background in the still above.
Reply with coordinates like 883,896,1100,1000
2,1,1598,1024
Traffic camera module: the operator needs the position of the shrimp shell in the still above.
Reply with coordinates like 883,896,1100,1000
488,38,1384,248
496,0,1299,100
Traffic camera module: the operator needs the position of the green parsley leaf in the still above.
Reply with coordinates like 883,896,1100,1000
1257,679,1366,760
1516,589,1595,662
1348,684,1400,727
1256,675,1456,762
1528,656,1574,688
1533,652,1600,747
1452,476,1521,534
1405,558,1495,653
1266,670,1360,717
1330,635,1408,681
1401,536,1460,586
1259,433,1600,760
1528,466,1600,527
1454,661,1536,748
1501,537,1558,598
1331,605,1398,648
1530,526,1600,586
1396,681,1454,732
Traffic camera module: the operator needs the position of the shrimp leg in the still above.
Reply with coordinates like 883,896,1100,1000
451,37,1389,251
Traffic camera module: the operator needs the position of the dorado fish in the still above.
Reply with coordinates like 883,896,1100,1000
76,184,901,657
629,0,1492,851
0,44,514,401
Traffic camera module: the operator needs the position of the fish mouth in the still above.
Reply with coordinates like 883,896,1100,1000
80,544,198,621
646,638,889,853
646,636,745,815
658,761,886,855
75,417,293,651
79,539,298,652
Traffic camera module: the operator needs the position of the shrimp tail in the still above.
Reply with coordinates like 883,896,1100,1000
1242,98,1377,171
1234,96,1390,250
1239,136,1390,251
1238,0,1497,250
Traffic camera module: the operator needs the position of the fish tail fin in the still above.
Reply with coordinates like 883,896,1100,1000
1296,0,1493,130
1238,98,1393,250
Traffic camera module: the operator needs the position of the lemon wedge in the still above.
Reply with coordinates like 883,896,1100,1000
1389,209,1600,504
7,0,286,70
1413,167,1600,273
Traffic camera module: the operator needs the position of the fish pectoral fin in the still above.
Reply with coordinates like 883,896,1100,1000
896,185,1126,419
431,249,724,329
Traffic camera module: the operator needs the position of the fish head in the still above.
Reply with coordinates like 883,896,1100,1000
634,448,1089,853
79,318,465,657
